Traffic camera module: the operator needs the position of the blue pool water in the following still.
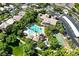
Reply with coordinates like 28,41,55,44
30,24,43,33
27,29,34,34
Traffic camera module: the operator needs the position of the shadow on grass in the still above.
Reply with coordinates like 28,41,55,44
5,46,13,56
8,39,20,47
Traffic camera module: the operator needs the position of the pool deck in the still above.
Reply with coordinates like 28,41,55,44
24,24,45,41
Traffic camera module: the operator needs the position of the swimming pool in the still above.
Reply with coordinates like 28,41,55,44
24,29,36,35
30,24,44,33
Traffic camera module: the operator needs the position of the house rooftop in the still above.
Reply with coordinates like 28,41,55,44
0,18,14,29
6,18,14,25
0,7,4,11
9,5,14,8
39,14,58,25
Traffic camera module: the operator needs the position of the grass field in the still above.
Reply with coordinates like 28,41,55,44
12,43,24,56
0,41,4,47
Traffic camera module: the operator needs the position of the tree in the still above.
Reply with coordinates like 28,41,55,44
72,8,76,12
0,32,6,41
5,25,17,35
45,25,61,50
56,22,65,34
5,9,39,37
0,43,12,56
39,9,47,14
37,3,49,8
75,3,79,11
56,47,68,56
56,47,79,56
0,43,8,56
45,25,59,36
17,30,23,37
37,40,46,50
45,27,52,36
40,48,54,56
0,3,3,7
35,17,42,25
73,48,79,56
25,9,38,23
22,38,37,56
49,35,61,50
53,5,63,14
6,34,17,44
67,10,72,16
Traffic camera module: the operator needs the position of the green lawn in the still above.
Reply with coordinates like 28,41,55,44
0,32,5,40
12,44,24,56
0,41,4,47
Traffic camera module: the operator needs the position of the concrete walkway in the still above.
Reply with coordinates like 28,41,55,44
17,37,25,44
19,39,26,44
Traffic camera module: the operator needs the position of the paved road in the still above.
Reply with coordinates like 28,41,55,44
49,10,79,47
59,14,79,47
61,19,78,46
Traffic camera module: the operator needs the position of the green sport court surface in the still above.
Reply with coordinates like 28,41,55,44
55,33,64,46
